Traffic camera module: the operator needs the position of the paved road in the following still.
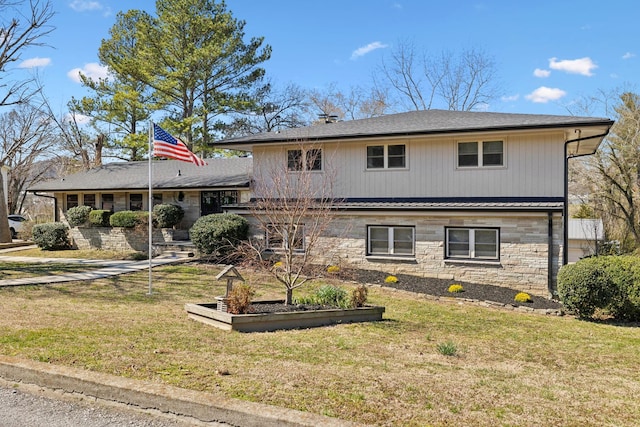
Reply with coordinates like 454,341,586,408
0,384,219,426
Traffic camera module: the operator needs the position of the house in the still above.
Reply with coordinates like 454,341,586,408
28,157,253,229
213,109,614,297
567,218,604,263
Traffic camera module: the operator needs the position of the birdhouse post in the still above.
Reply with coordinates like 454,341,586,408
214,265,244,312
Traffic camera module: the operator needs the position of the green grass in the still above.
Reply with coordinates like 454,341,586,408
0,260,638,426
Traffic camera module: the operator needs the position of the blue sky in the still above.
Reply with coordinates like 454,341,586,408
13,0,640,118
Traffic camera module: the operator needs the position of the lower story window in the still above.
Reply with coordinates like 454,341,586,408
266,224,305,251
445,227,499,260
83,194,95,209
367,225,415,256
66,194,78,210
129,193,143,211
102,194,114,211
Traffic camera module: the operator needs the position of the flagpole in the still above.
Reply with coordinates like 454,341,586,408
148,122,153,295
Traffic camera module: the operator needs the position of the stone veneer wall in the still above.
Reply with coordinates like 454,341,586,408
70,227,174,253
247,212,563,297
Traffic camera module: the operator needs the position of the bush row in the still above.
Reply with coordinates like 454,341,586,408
558,255,640,321
65,204,184,229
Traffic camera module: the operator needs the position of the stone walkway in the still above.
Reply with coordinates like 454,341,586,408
0,244,191,287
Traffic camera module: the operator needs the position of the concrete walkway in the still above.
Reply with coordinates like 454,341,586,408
0,244,191,287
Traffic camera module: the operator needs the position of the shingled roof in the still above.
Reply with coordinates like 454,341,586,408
28,157,252,192
214,109,613,149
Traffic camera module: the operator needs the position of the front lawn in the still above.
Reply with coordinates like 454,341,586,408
0,263,638,426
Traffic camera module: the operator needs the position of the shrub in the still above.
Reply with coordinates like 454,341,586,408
558,255,640,321
558,256,616,319
66,205,92,227
226,283,255,314
514,292,532,303
315,285,349,308
153,204,184,228
89,210,112,227
31,222,70,250
351,285,368,307
327,265,340,274
448,284,464,293
110,211,148,228
189,213,249,256
385,275,398,283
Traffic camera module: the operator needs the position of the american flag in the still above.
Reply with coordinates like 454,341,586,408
152,123,207,166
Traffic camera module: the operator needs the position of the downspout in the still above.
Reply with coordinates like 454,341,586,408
563,131,612,266
33,192,58,222
547,211,554,297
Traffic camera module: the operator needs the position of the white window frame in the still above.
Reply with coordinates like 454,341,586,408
287,148,323,172
367,225,415,256
456,140,505,168
266,223,305,252
366,144,407,170
445,227,499,260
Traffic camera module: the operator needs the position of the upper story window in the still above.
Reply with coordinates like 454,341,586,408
457,140,504,168
287,148,322,171
367,144,406,169
445,227,499,260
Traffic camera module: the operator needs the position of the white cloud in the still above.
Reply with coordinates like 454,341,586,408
622,52,636,60
18,57,51,68
67,63,109,83
548,57,597,76
501,94,519,102
351,41,388,60
65,112,92,125
68,0,102,12
533,68,550,78
525,86,567,103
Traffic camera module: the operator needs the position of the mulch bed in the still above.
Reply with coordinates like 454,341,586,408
344,269,563,310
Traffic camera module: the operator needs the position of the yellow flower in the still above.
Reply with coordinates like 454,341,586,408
514,292,532,303
273,261,283,269
385,275,398,283
327,265,340,274
448,284,464,293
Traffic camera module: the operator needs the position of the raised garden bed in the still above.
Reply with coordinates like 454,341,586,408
185,300,385,332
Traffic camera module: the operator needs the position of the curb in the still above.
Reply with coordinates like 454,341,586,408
0,356,363,427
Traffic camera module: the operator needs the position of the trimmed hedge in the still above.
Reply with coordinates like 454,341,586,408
153,204,184,228
66,205,92,227
557,255,640,321
89,209,112,227
32,222,71,250
109,210,148,228
189,213,248,255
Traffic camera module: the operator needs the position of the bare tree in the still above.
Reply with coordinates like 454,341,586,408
240,143,342,304
308,83,392,123
0,0,54,107
375,40,502,111
585,92,640,251
0,102,57,216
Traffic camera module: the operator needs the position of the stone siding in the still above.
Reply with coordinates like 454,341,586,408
248,212,563,297
70,227,174,253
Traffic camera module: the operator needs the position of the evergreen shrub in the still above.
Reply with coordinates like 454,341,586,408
31,222,71,250
153,204,184,228
110,211,148,228
89,210,112,227
189,213,248,255
66,205,92,227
